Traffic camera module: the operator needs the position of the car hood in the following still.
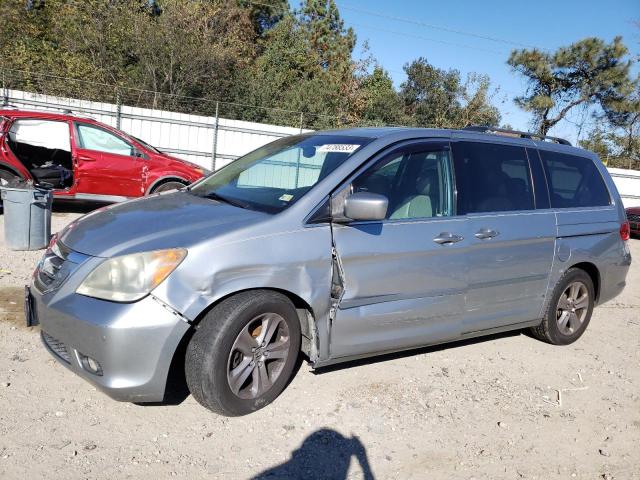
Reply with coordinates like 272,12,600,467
155,152,210,173
59,191,268,257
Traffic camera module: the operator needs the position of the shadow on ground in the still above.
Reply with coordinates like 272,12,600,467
52,200,107,215
252,428,375,480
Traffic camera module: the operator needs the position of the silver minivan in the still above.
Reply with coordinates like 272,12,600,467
28,127,632,416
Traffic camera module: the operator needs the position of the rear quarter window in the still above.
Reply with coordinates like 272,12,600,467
539,150,610,208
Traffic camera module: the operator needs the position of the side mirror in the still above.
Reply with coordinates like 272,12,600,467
343,192,388,221
133,148,148,159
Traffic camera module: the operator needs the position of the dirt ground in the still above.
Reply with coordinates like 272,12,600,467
0,209,639,480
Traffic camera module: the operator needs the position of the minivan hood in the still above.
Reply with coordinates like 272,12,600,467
59,191,268,257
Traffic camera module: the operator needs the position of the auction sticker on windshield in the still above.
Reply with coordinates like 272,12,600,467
317,144,361,153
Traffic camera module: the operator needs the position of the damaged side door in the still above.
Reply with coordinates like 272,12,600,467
73,122,144,200
328,140,469,360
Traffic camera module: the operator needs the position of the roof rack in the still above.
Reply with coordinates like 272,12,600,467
463,125,571,146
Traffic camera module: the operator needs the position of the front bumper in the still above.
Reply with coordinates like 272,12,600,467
33,286,191,403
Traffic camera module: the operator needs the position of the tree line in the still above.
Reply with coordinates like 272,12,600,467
0,0,637,168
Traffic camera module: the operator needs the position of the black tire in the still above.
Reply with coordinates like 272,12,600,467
185,290,301,416
530,268,595,345
151,181,186,193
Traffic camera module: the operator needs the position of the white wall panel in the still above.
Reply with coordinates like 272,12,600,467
6,89,311,171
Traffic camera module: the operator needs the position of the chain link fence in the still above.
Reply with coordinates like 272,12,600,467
1,68,364,169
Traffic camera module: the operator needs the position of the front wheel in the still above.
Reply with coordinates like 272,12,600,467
152,181,186,193
530,268,595,345
185,291,301,416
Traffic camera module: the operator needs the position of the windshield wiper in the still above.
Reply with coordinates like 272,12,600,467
204,192,251,209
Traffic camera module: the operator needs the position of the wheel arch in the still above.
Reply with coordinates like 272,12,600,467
569,261,601,303
161,287,319,406
146,175,190,194
189,287,318,359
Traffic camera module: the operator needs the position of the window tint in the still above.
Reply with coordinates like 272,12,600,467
352,145,453,220
538,150,610,208
452,142,534,214
77,124,133,156
527,148,550,209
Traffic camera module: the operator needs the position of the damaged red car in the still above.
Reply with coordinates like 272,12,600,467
0,109,208,202
627,207,640,237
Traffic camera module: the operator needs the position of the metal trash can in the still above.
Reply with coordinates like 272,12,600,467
1,184,53,251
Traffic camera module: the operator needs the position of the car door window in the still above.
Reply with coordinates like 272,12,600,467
352,145,454,220
452,141,534,214
538,150,610,208
76,124,133,156
7,119,73,188
8,119,71,167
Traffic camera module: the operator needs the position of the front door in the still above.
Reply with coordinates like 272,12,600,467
450,140,556,334
73,122,143,199
329,140,470,359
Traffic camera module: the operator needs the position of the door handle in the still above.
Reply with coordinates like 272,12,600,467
474,228,499,240
75,155,95,162
433,232,464,245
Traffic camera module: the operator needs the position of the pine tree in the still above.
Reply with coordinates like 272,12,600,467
508,37,633,135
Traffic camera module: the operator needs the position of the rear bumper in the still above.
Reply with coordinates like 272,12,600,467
34,288,191,403
598,242,632,305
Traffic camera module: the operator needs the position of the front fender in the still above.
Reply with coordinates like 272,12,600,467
151,226,334,358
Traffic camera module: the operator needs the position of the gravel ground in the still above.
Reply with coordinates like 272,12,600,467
0,209,639,480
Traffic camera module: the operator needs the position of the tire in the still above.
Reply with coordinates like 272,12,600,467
151,181,186,193
530,268,595,345
185,290,301,416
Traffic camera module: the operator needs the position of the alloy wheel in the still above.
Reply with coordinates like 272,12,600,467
227,313,291,399
556,281,589,335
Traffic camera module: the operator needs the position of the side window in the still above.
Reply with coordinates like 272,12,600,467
76,124,133,156
538,150,610,208
352,145,453,220
7,119,71,168
452,142,534,214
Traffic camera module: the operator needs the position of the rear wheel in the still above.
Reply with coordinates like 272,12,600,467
530,268,595,345
185,291,301,416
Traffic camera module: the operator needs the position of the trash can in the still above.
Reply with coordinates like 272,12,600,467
1,184,53,251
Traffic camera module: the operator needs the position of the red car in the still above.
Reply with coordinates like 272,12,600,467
627,207,640,237
0,109,207,202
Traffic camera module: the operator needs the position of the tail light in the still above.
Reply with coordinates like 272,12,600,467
620,221,630,241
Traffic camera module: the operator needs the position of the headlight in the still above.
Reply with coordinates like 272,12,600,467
76,249,187,302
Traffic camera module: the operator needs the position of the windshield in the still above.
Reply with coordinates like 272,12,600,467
189,134,372,213
131,135,160,154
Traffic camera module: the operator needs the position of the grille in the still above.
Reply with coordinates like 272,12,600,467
627,212,640,223
35,242,70,292
42,331,71,363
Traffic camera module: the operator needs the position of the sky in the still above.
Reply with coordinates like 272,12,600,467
294,0,639,144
